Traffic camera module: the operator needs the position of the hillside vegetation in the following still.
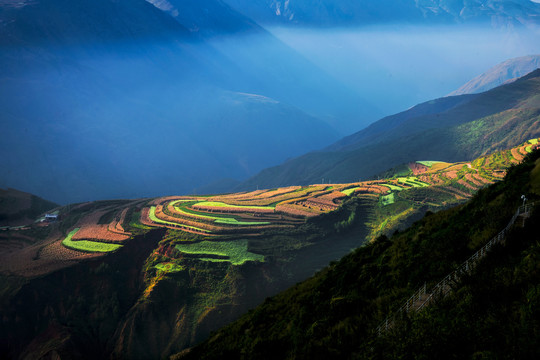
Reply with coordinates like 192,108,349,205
178,150,540,360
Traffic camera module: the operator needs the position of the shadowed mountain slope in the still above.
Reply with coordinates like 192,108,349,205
238,69,540,191
178,149,540,360
0,188,57,227
0,139,534,359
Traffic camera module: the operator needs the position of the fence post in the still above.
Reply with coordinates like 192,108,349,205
377,203,534,335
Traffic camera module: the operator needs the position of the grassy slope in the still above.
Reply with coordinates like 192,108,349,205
239,70,540,190
179,150,540,360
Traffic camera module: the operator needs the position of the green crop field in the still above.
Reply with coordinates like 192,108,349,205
383,184,404,191
62,228,123,253
173,204,225,220
175,240,264,265
193,201,275,210
172,202,269,225
214,218,270,225
149,206,210,233
381,193,395,206
397,177,429,187
529,139,539,145
417,160,444,167
342,187,360,196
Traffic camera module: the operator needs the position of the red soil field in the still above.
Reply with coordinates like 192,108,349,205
148,196,189,206
224,187,330,207
443,185,473,199
361,184,390,194
457,179,477,191
73,211,130,242
518,145,529,156
275,203,320,217
300,199,337,211
409,162,429,175
492,170,506,179
420,174,444,185
0,234,102,277
154,205,217,231
141,205,224,236
465,173,485,187
209,190,267,201
245,186,301,199
115,207,131,234
191,203,275,214
308,191,346,208
471,173,493,184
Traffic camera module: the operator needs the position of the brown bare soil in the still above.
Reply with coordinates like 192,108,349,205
443,185,473,199
0,232,102,278
73,211,130,242
141,207,220,236
275,203,319,217
464,174,485,187
148,196,193,206
244,186,301,200
208,190,267,201
457,179,477,191
409,162,429,175
511,147,525,162
191,204,275,214
472,173,493,184
445,171,458,179
519,145,530,156
108,207,132,236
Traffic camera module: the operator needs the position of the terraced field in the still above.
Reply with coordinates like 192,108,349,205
65,138,540,260
3,139,536,275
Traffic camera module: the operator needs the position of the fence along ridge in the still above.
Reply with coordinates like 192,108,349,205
377,202,534,335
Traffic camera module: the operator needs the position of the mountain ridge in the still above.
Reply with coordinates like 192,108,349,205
223,0,540,28
235,68,540,192
449,54,540,95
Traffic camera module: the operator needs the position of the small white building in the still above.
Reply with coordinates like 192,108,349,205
45,213,58,222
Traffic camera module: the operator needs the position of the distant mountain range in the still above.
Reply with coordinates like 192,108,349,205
237,69,540,191
223,0,540,27
449,54,540,95
145,0,262,37
0,0,375,204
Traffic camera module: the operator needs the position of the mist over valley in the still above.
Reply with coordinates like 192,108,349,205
1,2,540,359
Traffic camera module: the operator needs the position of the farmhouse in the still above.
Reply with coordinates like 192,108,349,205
45,213,58,222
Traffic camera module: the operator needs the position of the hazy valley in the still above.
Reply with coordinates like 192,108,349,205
1,0,540,359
